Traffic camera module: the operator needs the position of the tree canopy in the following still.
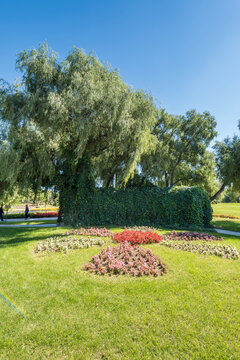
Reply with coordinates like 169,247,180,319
0,44,156,211
139,108,217,191
211,122,240,201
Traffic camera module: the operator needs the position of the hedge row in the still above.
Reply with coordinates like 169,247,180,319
63,186,212,228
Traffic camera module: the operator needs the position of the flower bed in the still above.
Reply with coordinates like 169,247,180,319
213,214,240,220
124,226,157,232
83,242,167,276
163,231,224,241
34,236,105,254
66,227,113,238
161,240,239,259
113,230,162,245
32,212,58,218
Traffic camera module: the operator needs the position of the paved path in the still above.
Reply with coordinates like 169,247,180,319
0,223,59,228
214,228,240,237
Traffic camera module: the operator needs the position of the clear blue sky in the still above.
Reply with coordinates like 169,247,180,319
1,0,240,141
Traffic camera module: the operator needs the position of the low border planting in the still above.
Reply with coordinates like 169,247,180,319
65,227,113,237
161,240,239,259
163,231,224,241
34,236,105,254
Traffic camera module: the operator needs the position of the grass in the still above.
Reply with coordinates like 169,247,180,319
0,226,240,359
212,203,240,232
212,203,240,217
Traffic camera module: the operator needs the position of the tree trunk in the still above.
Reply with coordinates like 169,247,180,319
210,184,225,202
165,172,169,187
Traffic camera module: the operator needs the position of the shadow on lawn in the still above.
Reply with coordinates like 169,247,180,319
0,227,67,249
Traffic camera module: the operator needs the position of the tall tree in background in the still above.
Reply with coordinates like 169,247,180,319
0,44,156,223
211,122,240,201
140,108,217,190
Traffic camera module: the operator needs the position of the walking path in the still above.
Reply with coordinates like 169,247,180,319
1,217,58,222
214,228,240,237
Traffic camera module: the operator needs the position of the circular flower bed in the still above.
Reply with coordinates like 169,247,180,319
113,230,162,245
83,242,167,276
163,231,224,241
34,236,105,254
161,240,239,259
65,227,113,238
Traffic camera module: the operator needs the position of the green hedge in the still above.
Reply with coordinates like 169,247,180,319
63,186,212,228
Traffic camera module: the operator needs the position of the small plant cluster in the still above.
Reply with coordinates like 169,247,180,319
34,236,105,254
83,242,167,276
213,214,240,220
32,212,58,218
161,240,240,259
113,230,162,245
163,231,224,241
124,226,157,232
65,227,113,237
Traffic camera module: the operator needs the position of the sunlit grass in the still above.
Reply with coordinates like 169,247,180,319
0,226,239,359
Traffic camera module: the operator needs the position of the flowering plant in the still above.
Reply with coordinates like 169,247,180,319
83,242,167,276
161,240,239,259
163,231,224,241
213,214,240,220
65,227,113,238
124,226,157,232
113,230,162,245
32,212,58,218
34,236,105,254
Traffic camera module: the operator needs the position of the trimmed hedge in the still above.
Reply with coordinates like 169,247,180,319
63,186,212,228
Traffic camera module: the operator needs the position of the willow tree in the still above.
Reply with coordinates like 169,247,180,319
0,44,155,224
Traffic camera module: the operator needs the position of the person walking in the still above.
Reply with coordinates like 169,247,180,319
25,204,29,220
0,204,4,221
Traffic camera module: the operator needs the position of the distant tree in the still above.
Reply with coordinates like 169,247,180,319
140,108,217,190
0,44,156,223
211,122,240,201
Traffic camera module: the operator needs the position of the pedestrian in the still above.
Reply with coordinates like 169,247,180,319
25,204,29,220
0,204,4,221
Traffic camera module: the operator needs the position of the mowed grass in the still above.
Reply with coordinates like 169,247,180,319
212,203,240,217
0,219,57,225
0,227,240,359
212,203,240,232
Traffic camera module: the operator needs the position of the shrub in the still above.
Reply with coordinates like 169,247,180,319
161,241,239,259
83,242,167,276
163,231,224,241
34,236,105,254
113,230,162,245
65,227,113,237
63,186,212,228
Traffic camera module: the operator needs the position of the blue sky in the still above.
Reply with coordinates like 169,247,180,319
1,0,240,141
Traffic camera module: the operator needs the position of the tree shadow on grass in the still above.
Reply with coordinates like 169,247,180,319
0,227,68,249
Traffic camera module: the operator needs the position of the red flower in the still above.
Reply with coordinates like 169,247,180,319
113,230,162,245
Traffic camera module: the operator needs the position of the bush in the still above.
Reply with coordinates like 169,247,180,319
163,231,224,241
83,242,168,276
161,241,239,259
34,236,105,254
63,186,212,228
113,230,162,245
65,227,113,237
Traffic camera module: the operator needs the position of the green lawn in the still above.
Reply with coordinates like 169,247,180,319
0,227,240,359
212,219,240,233
212,203,240,232
212,203,240,217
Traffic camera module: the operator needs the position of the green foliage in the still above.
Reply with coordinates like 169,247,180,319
63,186,212,228
0,43,155,202
140,108,217,189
